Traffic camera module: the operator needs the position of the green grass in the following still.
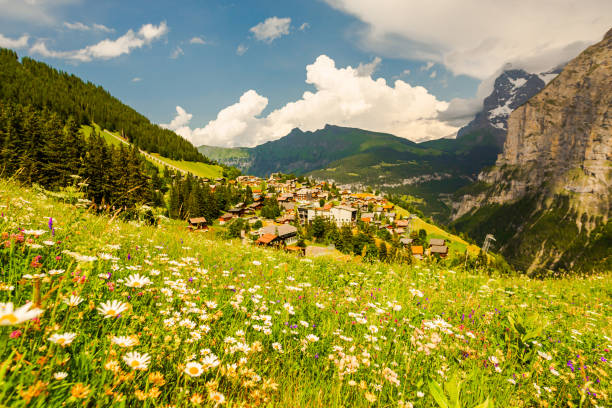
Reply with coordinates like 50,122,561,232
149,154,224,179
80,124,122,147
394,206,480,255
80,125,224,179
0,179,610,407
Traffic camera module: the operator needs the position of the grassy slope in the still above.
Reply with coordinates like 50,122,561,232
394,206,481,255
149,154,224,179
81,125,224,179
2,179,609,407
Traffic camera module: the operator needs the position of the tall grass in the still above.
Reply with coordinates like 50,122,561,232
0,179,609,407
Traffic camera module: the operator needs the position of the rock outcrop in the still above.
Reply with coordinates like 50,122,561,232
453,28,612,273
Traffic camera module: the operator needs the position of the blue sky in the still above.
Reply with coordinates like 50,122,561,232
0,0,609,146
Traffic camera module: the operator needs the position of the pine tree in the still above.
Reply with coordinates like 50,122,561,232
339,225,353,254
378,242,388,262
244,185,253,205
312,217,326,241
63,116,85,178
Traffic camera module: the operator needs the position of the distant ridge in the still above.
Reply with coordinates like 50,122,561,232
201,124,503,221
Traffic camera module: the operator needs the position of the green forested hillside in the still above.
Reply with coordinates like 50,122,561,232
0,48,208,162
0,50,244,223
0,101,159,209
452,193,612,274
249,125,422,176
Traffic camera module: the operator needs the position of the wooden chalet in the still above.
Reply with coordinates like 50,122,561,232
218,213,234,224
247,202,263,211
276,214,295,224
430,245,449,258
260,224,298,245
429,238,446,247
395,219,410,228
429,239,448,257
187,217,208,230
256,233,278,246
227,203,246,216
400,237,413,247
361,212,374,223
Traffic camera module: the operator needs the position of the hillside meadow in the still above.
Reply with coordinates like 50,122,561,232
0,179,610,407
80,124,224,179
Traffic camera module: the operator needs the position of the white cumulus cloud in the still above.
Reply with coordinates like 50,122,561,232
30,21,168,62
161,55,457,147
323,0,611,80
356,56,381,77
0,33,29,49
250,17,291,43
162,106,193,131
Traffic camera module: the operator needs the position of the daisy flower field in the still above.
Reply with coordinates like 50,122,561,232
0,180,609,407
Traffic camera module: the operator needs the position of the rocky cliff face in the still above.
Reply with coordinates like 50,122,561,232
453,28,612,273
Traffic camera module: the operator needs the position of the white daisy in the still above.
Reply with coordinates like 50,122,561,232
201,354,220,370
122,351,151,370
48,332,77,346
209,391,225,405
0,302,44,326
123,273,152,288
184,361,204,377
111,335,138,348
97,300,129,318
23,229,47,236
64,295,84,307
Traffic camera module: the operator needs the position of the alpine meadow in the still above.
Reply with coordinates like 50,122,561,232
0,1,610,407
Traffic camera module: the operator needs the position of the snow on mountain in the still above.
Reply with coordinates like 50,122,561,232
456,69,548,146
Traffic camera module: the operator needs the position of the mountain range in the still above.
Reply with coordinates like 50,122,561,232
200,65,557,221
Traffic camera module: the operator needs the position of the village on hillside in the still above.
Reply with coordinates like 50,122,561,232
186,173,454,263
